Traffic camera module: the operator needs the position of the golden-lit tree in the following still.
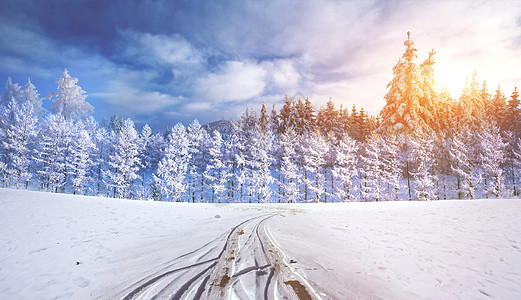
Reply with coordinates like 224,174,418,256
379,32,430,134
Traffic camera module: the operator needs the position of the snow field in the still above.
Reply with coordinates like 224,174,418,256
270,200,521,299
1,188,521,299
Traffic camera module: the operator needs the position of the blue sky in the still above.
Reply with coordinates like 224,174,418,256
1,0,521,130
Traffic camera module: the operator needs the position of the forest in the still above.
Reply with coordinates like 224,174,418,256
1,34,520,203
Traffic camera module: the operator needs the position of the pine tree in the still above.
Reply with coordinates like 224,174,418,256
34,114,73,192
489,85,507,125
502,87,520,135
419,50,439,130
154,123,190,202
278,95,297,134
1,100,38,188
304,130,328,202
455,71,483,130
0,77,22,107
333,134,358,201
68,121,97,195
203,130,229,203
360,133,382,202
449,128,481,199
380,134,402,201
379,32,428,134
279,129,301,203
259,102,269,131
49,69,94,121
93,127,110,195
21,78,45,116
409,134,437,201
186,120,207,202
104,118,141,199
479,124,508,198
250,127,275,203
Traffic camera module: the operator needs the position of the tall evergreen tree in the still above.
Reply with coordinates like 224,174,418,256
333,134,358,201
360,133,382,202
49,69,94,121
154,123,190,202
379,32,428,134
104,118,140,199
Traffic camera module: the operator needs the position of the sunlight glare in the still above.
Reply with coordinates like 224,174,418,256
434,64,466,99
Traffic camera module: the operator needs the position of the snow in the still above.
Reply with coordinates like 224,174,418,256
1,188,521,299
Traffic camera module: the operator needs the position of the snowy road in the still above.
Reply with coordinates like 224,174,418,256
117,213,317,300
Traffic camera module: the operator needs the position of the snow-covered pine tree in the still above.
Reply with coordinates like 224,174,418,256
187,120,207,202
502,87,520,136
378,32,429,134
68,121,97,195
333,133,358,201
409,133,437,201
0,77,22,107
1,100,38,188
21,78,45,116
279,129,301,203
489,85,507,125
154,123,190,202
419,49,439,130
250,126,275,203
104,118,141,199
49,69,94,121
380,134,402,201
303,130,328,202
93,127,110,195
203,130,228,203
455,71,483,130
449,128,481,199
278,95,298,134
359,133,382,202
34,114,73,192
479,124,508,198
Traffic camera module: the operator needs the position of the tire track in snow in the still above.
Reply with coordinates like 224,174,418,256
119,213,319,300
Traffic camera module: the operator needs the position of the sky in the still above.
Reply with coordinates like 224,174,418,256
1,0,521,130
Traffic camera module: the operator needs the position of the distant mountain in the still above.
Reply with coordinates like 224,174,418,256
203,119,236,138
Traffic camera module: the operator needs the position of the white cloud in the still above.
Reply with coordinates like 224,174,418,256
119,31,205,70
94,80,181,116
194,61,266,102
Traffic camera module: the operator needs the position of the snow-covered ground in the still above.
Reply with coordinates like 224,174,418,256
1,189,520,299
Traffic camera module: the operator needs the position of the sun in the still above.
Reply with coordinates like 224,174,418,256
434,64,466,99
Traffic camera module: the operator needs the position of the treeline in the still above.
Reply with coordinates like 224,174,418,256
2,33,521,202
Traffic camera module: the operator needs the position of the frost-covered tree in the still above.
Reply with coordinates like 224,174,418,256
379,32,428,134
0,100,37,188
250,127,275,203
154,123,190,202
455,71,483,130
68,121,97,195
49,69,93,121
104,118,140,199
21,78,45,116
360,133,382,202
304,130,328,202
333,134,358,201
479,124,508,198
380,134,402,201
449,129,481,199
186,120,206,202
0,77,22,107
503,87,520,136
203,130,229,203
410,134,437,201
279,129,301,203
34,114,73,192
